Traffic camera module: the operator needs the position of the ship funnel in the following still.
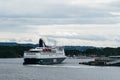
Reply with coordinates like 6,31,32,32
39,38,46,47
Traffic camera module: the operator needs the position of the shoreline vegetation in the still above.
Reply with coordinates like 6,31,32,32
0,43,120,58
0,46,32,58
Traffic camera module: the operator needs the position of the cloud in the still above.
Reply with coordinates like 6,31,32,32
0,0,120,47
17,24,120,47
110,12,120,16
40,33,108,41
0,24,120,47
0,0,120,25
0,32,39,43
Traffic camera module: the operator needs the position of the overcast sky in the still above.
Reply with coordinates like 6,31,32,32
0,0,120,47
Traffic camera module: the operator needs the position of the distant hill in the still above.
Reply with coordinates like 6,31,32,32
0,42,120,58
0,42,18,46
0,42,98,51
64,46,98,51
0,42,38,47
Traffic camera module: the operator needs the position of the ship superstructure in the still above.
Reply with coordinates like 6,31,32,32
23,39,66,65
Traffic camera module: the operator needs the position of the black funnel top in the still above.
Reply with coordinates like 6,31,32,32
39,38,46,47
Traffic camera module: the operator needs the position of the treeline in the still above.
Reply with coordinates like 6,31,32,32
0,46,120,58
0,46,32,58
65,47,120,57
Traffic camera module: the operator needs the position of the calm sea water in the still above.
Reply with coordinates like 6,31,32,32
0,58,120,80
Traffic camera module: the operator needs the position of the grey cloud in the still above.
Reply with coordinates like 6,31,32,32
0,0,120,25
40,34,108,41
9,38,33,43
109,0,120,9
0,18,29,32
0,4,114,19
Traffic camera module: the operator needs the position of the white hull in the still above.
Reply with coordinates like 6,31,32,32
23,46,66,65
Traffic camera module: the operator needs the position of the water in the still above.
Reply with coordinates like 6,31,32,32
0,58,120,80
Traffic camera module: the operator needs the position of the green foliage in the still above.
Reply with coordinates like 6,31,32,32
0,46,32,58
65,50,81,57
65,47,120,57
0,46,120,58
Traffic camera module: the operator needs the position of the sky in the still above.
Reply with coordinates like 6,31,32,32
0,0,120,47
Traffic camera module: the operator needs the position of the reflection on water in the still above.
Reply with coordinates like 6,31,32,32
0,58,120,80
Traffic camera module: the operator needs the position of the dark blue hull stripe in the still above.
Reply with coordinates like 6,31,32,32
23,58,66,65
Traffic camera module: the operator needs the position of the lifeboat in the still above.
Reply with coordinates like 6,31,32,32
43,48,51,51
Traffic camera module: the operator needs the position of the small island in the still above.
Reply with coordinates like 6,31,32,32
79,56,120,66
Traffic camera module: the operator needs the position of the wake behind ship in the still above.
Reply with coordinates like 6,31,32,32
23,38,66,65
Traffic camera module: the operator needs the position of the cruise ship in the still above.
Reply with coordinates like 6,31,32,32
23,39,66,65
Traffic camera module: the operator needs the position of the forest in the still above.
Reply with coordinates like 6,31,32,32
65,47,120,57
0,46,120,58
0,46,32,58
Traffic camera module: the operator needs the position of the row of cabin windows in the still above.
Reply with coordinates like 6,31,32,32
29,50,56,53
